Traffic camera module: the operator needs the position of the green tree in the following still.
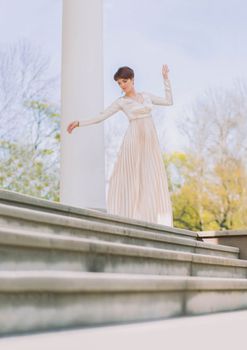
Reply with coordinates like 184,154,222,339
0,39,60,201
165,151,247,231
0,140,59,201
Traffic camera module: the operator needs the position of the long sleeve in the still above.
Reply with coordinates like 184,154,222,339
78,98,121,127
146,78,173,106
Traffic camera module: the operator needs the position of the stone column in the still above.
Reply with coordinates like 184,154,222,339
60,0,106,210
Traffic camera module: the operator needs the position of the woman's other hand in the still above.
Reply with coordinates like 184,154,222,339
162,64,170,79
67,120,79,133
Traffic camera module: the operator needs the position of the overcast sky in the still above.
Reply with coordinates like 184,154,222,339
0,0,247,151
103,0,247,151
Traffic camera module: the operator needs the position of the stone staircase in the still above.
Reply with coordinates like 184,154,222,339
1,189,247,336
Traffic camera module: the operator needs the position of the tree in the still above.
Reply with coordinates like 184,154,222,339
165,80,247,231
0,39,60,200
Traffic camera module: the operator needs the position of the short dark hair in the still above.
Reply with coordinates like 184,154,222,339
113,66,134,81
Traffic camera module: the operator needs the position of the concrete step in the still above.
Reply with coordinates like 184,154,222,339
0,189,197,240
2,310,246,350
0,226,245,278
1,271,247,335
0,204,239,259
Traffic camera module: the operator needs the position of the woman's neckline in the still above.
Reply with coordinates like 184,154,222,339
122,92,145,104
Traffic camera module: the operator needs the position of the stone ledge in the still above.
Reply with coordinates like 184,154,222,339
1,271,247,292
198,229,247,238
0,204,239,259
0,189,196,239
0,222,239,256
1,272,247,336
0,227,245,277
198,230,247,260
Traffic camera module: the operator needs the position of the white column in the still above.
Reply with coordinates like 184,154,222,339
60,0,106,210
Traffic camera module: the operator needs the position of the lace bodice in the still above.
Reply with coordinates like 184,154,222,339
78,78,173,127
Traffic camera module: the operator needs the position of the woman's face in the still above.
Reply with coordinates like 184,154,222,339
117,78,134,94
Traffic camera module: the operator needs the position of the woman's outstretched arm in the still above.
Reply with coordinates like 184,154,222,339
67,98,121,133
78,98,121,127
145,64,173,106
146,78,173,106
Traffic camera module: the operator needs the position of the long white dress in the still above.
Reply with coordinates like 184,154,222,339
78,77,173,227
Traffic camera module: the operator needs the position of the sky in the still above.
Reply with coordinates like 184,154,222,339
0,0,62,78
0,0,247,153
103,0,247,151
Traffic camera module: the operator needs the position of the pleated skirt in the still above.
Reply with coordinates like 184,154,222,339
106,116,173,227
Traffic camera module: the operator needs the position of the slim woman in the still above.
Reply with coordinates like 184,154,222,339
67,64,173,227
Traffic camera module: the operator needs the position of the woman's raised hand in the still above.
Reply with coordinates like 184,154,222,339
162,64,170,79
67,120,79,134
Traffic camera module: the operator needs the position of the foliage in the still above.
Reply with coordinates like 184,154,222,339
164,80,247,231
164,150,247,231
0,39,60,201
0,140,59,201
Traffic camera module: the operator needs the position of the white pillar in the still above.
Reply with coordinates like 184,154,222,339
60,0,106,210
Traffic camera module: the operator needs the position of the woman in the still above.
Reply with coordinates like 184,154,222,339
67,64,173,227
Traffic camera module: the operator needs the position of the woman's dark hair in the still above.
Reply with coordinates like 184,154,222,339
114,66,134,81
